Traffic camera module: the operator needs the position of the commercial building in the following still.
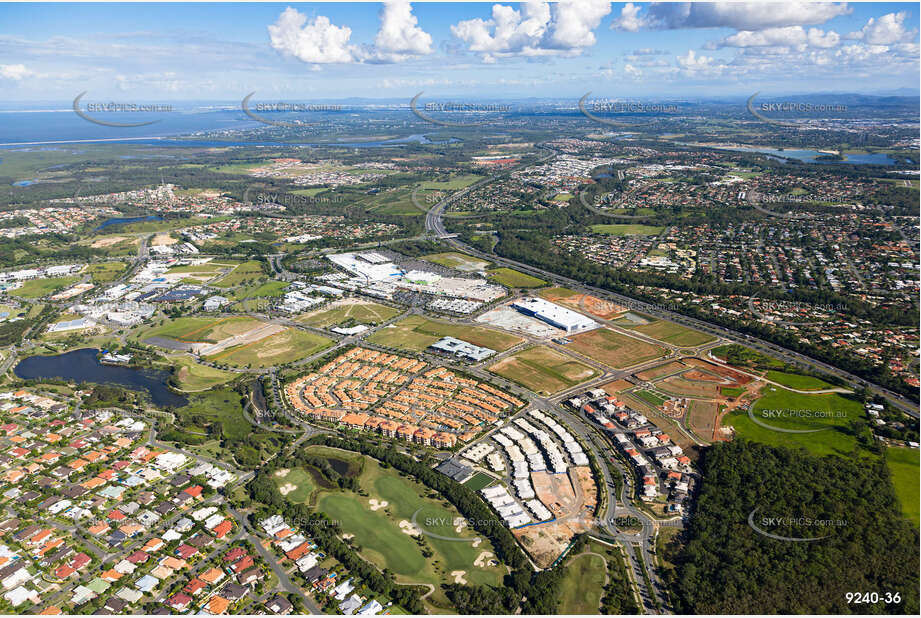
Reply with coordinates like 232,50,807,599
428,336,496,362
511,297,598,333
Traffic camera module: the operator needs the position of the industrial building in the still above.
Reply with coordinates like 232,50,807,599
511,297,598,333
428,336,496,362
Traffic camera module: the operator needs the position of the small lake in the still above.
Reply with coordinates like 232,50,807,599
95,214,163,231
12,179,35,186
14,348,187,408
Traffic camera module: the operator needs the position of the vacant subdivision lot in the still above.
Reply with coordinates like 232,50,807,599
204,327,332,368
688,400,721,442
168,356,236,391
13,276,81,299
368,314,523,353
139,316,264,344
568,328,667,369
298,298,401,328
488,346,599,395
886,447,920,526
590,223,664,236
624,319,716,347
211,260,265,287
486,267,546,288
421,252,492,272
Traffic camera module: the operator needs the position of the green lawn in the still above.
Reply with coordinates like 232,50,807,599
559,552,606,614
720,386,746,398
176,389,251,441
486,267,546,288
168,356,236,391
463,472,495,492
590,224,664,236
765,370,835,391
205,327,332,368
633,389,668,408
368,315,523,353
85,262,126,284
139,316,262,343
724,385,867,458
421,252,492,272
625,319,716,347
229,279,289,300
273,467,318,505
418,175,482,190
886,447,920,527
212,260,265,287
13,276,81,299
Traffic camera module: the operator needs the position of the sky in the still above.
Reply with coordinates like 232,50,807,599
0,1,918,102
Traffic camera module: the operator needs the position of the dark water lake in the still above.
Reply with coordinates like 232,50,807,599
14,348,187,408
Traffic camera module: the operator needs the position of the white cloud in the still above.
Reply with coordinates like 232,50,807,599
624,63,642,79
268,8,358,64
847,12,917,45
373,0,433,61
451,0,611,59
718,26,839,49
613,2,850,31
675,49,727,77
268,2,433,65
0,63,31,80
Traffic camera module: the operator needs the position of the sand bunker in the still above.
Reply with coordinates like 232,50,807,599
368,499,389,511
453,517,468,533
274,469,290,478
471,538,482,548
278,483,297,496
342,534,355,540
451,570,467,584
474,551,494,568
399,520,422,536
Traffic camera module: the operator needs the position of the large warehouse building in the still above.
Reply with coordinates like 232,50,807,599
511,297,598,333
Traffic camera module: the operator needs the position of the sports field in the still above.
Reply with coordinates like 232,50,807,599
368,315,523,353
298,299,401,328
488,346,599,395
558,552,607,614
141,316,264,343
204,327,332,368
590,224,664,236
463,472,495,492
886,447,920,526
568,328,666,369
310,453,504,606
13,276,80,299
724,385,866,457
487,267,546,288
624,319,716,347
420,252,492,272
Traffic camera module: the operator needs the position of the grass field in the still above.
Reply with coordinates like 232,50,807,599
633,389,668,408
624,319,716,347
765,370,835,391
368,315,523,353
169,356,236,391
486,267,546,288
488,346,599,395
141,316,264,343
590,224,664,236
658,375,720,398
85,262,126,284
537,286,581,300
229,279,289,300
298,300,401,328
204,327,332,368
309,452,504,606
463,472,495,492
273,467,318,504
720,386,746,398
558,552,606,614
688,400,720,441
13,276,80,299
212,260,265,287
418,175,482,190
724,385,867,458
886,447,920,527
177,389,251,441
568,328,667,370
420,252,492,272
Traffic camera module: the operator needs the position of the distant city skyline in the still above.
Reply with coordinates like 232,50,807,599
0,1,918,101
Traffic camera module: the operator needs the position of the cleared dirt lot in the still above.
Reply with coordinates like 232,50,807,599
568,328,666,370
488,346,599,395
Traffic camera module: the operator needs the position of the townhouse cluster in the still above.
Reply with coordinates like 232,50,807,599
465,409,589,529
286,348,523,447
572,389,694,513
180,216,400,247
0,207,119,239
259,515,385,615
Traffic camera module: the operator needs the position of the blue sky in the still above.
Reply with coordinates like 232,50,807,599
0,2,918,102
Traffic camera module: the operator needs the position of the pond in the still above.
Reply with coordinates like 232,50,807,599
94,215,164,231
14,347,187,408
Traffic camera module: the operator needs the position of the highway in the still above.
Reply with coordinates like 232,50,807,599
425,176,919,419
